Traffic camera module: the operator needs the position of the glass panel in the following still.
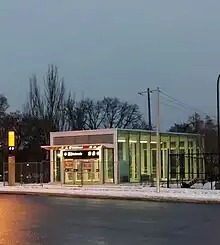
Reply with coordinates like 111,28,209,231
140,132,148,144
191,149,194,178
170,142,176,149
103,148,114,183
151,149,156,178
117,131,130,183
129,141,137,180
179,141,184,148
163,150,167,178
140,143,147,174
117,129,127,143
129,132,140,181
63,159,75,184
53,150,61,182
151,143,157,149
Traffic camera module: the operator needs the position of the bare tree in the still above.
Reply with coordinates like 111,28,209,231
0,109,29,154
84,98,106,129
100,97,144,129
24,64,67,144
169,112,217,153
0,94,9,115
65,93,87,130
0,94,10,147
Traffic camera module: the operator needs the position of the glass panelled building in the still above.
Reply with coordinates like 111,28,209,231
117,129,204,183
42,128,204,185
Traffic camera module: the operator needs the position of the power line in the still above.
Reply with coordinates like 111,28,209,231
160,101,192,113
159,90,216,120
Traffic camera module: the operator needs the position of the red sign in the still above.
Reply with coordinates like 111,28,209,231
83,145,100,149
84,163,92,169
64,161,75,168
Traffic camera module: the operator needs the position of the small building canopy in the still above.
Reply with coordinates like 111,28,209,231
41,144,112,151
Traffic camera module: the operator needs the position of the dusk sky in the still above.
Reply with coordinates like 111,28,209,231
1,1,219,130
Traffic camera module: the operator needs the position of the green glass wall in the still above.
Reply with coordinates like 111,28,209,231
117,129,204,183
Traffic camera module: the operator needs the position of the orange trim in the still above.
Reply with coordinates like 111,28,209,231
41,144,103,151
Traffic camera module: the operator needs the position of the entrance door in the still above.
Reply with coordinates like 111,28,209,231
64,159,101,185
75,159,100,184
64,160,75,185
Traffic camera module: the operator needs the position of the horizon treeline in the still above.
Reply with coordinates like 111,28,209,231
0,65,217,161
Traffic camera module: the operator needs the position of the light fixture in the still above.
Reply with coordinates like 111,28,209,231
118,139,126,142
129,140,137,143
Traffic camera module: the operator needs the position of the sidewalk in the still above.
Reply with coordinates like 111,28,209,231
0,183,219,204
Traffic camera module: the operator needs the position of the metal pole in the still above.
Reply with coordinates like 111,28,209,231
217,74,220,178
147,88,152,130
138,89,152,129
3,162,5,186
156,87,161,192
143,91,148,125
167,149,170,188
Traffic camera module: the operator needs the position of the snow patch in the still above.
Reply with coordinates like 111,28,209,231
0,182,219,203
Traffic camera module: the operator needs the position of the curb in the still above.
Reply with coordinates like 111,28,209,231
0,190,220,204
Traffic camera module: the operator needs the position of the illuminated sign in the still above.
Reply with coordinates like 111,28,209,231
63,150,100,159
8,131,15,148
63,152,83,157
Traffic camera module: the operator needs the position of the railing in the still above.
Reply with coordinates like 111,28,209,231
167,152,220,189
0,161,50,186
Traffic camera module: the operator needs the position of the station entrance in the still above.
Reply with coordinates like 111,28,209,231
41,143,115,185
63,148,101,185
64,159,100,184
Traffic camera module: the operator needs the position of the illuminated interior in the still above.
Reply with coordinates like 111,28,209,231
42,144,114,185
117,129,204,183
42,129,204,185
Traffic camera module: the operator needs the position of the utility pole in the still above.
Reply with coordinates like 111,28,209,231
138,88,152,130
138,87,161,192
147,88,152,130
156,87,161,193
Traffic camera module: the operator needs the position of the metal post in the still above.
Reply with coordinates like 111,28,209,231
156,87,161,192
40,162,43,186
82,162,84,186
217,74,220,178
3,162,5,186
35,162,38,183
20,163,23,185
167,149,170,188
147,88,152,130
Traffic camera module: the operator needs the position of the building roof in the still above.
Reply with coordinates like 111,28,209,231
117,128,201,137
50,128,201,138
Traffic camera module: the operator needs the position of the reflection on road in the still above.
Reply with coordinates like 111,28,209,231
0,195,220,245
0,195,47,245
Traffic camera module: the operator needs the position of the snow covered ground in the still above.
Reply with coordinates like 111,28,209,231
0,182,219,203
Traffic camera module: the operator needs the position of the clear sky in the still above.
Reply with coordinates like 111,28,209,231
0,0,219,130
